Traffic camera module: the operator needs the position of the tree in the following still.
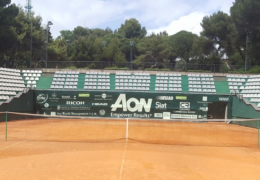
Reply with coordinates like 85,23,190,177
135,34,169,69
0,0,19,65
118,18,147,39
231,0,260,66
201,12,236,57
169,31,197,63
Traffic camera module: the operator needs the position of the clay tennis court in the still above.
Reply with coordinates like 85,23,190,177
0,118,260,180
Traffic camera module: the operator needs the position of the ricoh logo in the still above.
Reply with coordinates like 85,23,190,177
219,97,229,102
111,94,152,112
66,101,85,105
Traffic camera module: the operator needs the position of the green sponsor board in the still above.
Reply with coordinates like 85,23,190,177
34,91,233,119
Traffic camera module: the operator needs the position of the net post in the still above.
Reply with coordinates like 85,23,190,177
5,112,7,141
126,118,129,140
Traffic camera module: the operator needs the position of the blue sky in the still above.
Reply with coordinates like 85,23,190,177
12,0,234,38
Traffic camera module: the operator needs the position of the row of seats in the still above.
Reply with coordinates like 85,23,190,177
249,75,260,78
229,82,243,86
0,68,20,72
226,75,247,78
155,87,182,92
87,71,110,75
156,84,182,88
0,96,10,100
0,72,20,76
0,75,23,80
23,73,41,77
53,78,78,82
189,89,217,93
22,70,42,73
243,94,260,98
86,75,109,79
85,79,110,82
25,77,40,81
156,80,181,84
246,82,260,85
55,71,79,75
116,75,150,80
50,85,77,89
54,74,79,78
250,98,260,103
188,74,213,77
0,87,23,91
0,82,25,88
240,90,260,94
84,86,110,90
85,82,110,86
116,83,150,87
52,82,78,85
189,85,215,89
157,73,181,77
188,77,214,81
189,81,214,85
247,79,260,82
0,91,16,95
116,87,150,91
157,77,182,80
227,78,246,82
0,79,24,84
116,79,150,83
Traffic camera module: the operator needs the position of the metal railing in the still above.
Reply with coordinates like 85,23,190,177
5,60,246,73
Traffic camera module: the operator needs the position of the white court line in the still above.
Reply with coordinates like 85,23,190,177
119,139,128,180
0,132,52,151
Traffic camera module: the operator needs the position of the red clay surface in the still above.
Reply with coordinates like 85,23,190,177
0,119,260,180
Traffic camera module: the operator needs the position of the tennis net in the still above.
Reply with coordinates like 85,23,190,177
0,112,259,147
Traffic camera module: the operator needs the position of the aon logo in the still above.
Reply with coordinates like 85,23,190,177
111,94,153,112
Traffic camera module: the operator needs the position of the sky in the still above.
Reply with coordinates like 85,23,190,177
12,0,234,38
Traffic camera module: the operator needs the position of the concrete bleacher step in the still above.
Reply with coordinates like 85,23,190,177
215,81,230,94
181,75,189,92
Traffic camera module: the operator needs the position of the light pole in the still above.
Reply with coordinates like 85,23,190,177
45,21,53,68
130,41,134,70
66,40,70,56
245,32,250,71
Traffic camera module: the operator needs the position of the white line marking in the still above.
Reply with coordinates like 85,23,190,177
0,132,51,151
119,139,128,180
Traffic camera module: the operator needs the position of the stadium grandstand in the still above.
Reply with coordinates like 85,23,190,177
0,67,260,120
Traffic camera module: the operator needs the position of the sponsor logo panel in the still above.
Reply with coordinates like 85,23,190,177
219,97,229,102
163,112,171,119
155,102,167,110
111,94,153,113
171,114,197,119
36,94,48,104
180,102,190,110
92,103,108,106
154,113,163,118
95,93,113,100
176,96,187,100
156,96,174,100
79,94,90,98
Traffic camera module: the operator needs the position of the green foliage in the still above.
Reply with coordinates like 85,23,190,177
88,63,97,69
118,18,147,39
104,67,129,70
220,63,230,73
145,68,170,71
187,70,211,72
2,1,260,72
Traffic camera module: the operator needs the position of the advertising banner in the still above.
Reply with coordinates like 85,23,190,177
34,91,232,119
